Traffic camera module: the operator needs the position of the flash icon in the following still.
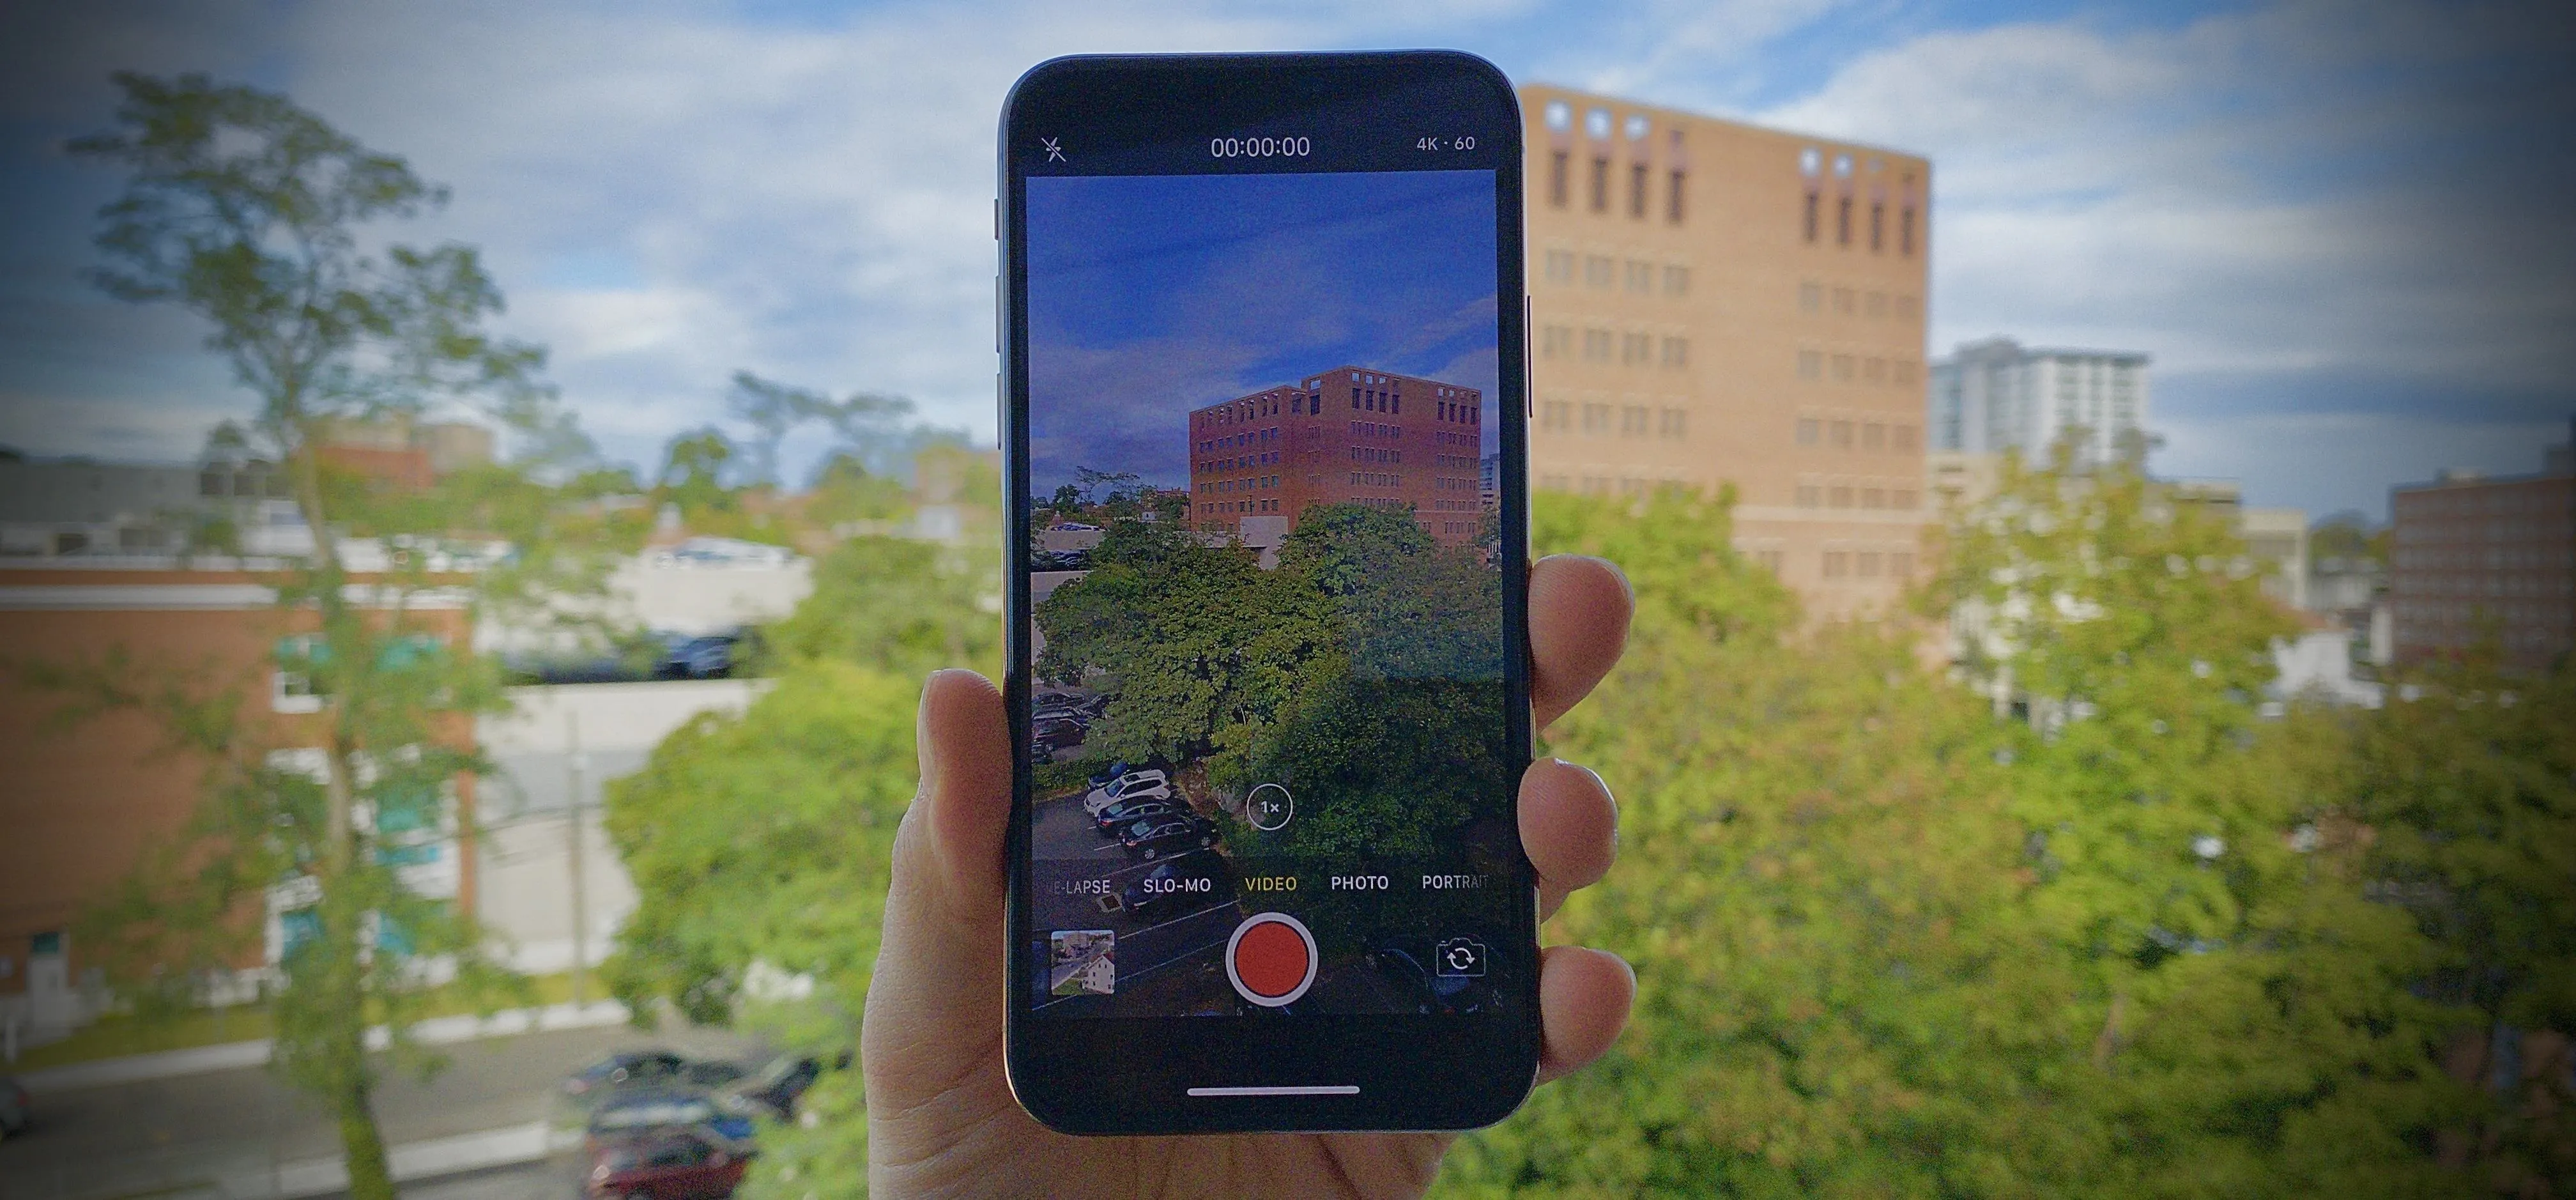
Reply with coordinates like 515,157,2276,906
1041,137,1066,164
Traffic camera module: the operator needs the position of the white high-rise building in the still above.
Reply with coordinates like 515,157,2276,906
1929,337,2150,466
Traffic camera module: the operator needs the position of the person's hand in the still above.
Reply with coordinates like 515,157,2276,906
863,554,1635,1199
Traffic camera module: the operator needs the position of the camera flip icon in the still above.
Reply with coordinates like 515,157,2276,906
1434,937,1487,978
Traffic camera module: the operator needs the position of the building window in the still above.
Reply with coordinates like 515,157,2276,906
1664,265,1690,295
1658,408,1687,439
1892,551,1915,578
1541,325,1571,357
1621,405,1649,436
1796,417,1821,445
1830,486,1853,508
1622,333,1652,365
1583,328,1614,361
1833,287,1855,314
1901,206,1917,256
1830,420,1853,448
1544,249,1575,282
1549,150,1568,208
1798,281,1822,312
1796,484,1821,507
1863,422,1886,449
1893,489,1918,510
1862,488,1885,509
1797,350,1823,380
1667,170,1685,223
1866,291,1887,318
1625,259,1653,293
1581,403,1613,435
1837,196,1852,245
1584,255,1613,288
1823,551,1850,578
1830,355,1855,382
1869,202,1883,251
1629,162,1648,217
273,634,326,714
1803,191,1820,242
1540,400,1572,430
1590,157,1610,212
1892,424,1918,452
1660,337,1689,368
1858,551,1882,577
1894,360,1919,385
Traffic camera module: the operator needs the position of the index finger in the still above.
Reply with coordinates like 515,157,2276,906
1529,554,1632,732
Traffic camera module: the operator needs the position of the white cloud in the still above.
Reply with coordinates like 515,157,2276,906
1761,6,2574,390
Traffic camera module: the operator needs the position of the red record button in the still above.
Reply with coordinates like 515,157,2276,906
1225,912,1317,1007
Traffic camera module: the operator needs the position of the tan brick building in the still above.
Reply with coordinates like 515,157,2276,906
1520,85,1933,617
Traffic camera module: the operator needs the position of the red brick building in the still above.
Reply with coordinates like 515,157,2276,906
1187,365,1486,545
2388,424,2575,672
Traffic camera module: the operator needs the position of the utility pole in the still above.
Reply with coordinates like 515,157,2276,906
567,707,589,1009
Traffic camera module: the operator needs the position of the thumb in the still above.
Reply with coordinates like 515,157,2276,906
862,669,1015,1125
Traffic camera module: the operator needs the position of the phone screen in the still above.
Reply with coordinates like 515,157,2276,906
1023,166,1512,1017
1003,52,1531,1131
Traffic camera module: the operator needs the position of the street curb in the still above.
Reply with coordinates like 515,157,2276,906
18,1001,630,1093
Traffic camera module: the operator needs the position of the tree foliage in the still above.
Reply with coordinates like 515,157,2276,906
45,72,606,1200
1439,473,2534,1197
608,463,2567,1196
602,528,1003,1195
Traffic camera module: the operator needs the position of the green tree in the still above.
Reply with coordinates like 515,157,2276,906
1443,470,2471,1197
2351,648,2576,1187
45,72,604,1200
604,509,1002,1195
1034,520,1337,764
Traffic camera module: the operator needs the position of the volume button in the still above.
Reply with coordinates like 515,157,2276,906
995,275,1002,354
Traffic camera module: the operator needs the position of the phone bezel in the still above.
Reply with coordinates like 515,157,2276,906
998,50,1535,1135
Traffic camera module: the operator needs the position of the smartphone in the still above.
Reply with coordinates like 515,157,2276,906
998,51,1533,1135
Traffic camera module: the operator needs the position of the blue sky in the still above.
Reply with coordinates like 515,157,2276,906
1,0,2570,519
1025,170,1499,495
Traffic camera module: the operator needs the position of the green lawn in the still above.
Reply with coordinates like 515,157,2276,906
9,971,594,1073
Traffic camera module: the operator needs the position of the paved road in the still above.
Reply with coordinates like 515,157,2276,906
0,1020,755,1200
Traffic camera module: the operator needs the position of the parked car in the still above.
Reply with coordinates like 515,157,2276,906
0,1074,27,1142
1032,705,1088,728
656,633,740,680
717,1052,832,1121
1087,759,1140,788
588,1088,756,1145
1365,939,1491,1015
582,1128,749,1199
1083,770,1172,817
562,1050,686,1104
1119,815,1218,860
1094,797,1188,836
1119,853,1229,921
679,1059,747,1089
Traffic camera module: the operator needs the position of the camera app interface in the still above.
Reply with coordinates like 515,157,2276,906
1023,167,1514,1019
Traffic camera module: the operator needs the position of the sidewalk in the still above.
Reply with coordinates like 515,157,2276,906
18,1001,629,1093
227,1122,556,1199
